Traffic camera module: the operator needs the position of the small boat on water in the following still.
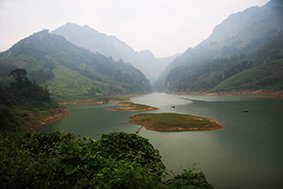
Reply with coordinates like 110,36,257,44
242,109,249,112
171,105,176,108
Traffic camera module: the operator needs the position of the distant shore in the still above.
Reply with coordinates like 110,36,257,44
168,90,283,97
58,96,134,105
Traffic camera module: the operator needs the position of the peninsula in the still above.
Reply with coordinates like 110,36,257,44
129,113,223,131
107,102,159,112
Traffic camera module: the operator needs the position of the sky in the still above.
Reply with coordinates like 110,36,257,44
0,0,269,58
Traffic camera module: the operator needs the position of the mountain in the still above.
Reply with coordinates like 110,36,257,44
52,23,175,83
0,30,151,98
157,0,283,93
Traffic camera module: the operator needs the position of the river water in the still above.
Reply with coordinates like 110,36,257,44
39,93,283,189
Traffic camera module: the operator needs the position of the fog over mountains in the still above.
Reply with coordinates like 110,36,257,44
52,23,177,83
155,0,283,92
0,0,282,97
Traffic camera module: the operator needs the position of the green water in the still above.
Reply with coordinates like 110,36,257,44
39,93,283,189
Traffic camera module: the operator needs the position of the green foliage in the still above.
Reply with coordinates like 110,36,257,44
0,69,58,129
0,30,151,98
0,68,57,108
96,133,165,176
0,132,161,188
0,132,214,189
129,113,221,131
212,59,283,91
165,169,214,189
0,106,23,130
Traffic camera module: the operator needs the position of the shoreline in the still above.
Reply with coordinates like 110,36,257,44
166,90,283,98
27,107,68,132
57,94,150,105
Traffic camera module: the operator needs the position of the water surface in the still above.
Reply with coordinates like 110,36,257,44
40,93,283,189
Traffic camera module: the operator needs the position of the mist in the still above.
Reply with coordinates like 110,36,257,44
0,0,268,58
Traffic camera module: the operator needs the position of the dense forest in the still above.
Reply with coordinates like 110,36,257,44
0,68,58,130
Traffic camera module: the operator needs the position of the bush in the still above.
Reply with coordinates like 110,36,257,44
165,169,215,189
0,132,214,188
0,132,166,188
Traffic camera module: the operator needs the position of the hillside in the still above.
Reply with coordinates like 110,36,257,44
52,23,176,83
0,30,151,98
156,0,283,93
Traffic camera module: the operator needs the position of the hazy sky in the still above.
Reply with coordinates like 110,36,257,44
0,0,269,58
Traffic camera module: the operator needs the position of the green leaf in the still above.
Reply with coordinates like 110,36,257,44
64,164,77,175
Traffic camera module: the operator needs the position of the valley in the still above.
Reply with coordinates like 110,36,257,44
1,0,283,188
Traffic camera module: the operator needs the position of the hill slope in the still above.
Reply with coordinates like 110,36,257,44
0,30,151,98
52,23,176,83
157,0,283,93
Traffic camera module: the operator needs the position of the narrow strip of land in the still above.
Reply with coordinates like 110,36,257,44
27,108,68,132
107,102,159,112
129,113,223,131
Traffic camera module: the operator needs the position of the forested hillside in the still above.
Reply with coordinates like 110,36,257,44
156,0,283,93
0,68,59,130
0,30,151,98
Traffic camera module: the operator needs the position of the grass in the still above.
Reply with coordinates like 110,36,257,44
129,113,223,131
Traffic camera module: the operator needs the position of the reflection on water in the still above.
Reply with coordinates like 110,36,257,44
39,93,283,189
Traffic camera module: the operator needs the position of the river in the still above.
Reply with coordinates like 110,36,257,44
39,92,283,189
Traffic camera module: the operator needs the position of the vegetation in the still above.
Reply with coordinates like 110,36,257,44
212,59,283,92
129,113,222,131
53,23,173,83
0,132,214,189
0,30,151,99
158,0,283,93
0,70,214,189
0,68,58,130
108,102,159,112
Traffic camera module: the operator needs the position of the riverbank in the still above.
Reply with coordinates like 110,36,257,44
107,102,159,112
59,97,129,105
168,90,283,98
129,113,223,131
27,107,68,132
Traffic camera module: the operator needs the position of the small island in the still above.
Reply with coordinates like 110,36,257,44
107,102,159,112
129,113,223,131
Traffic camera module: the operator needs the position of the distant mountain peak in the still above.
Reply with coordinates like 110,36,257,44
158,0,283,92
52,23,175,82
139,50,154,57
0,30,151,97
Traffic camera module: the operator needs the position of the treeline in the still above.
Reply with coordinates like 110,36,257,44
0,68,57,129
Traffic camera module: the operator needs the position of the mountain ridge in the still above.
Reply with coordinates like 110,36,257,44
0,30,151,98
52,23,177,83
155,0,283,93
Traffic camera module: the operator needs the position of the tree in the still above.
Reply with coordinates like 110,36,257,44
8,68,28,82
